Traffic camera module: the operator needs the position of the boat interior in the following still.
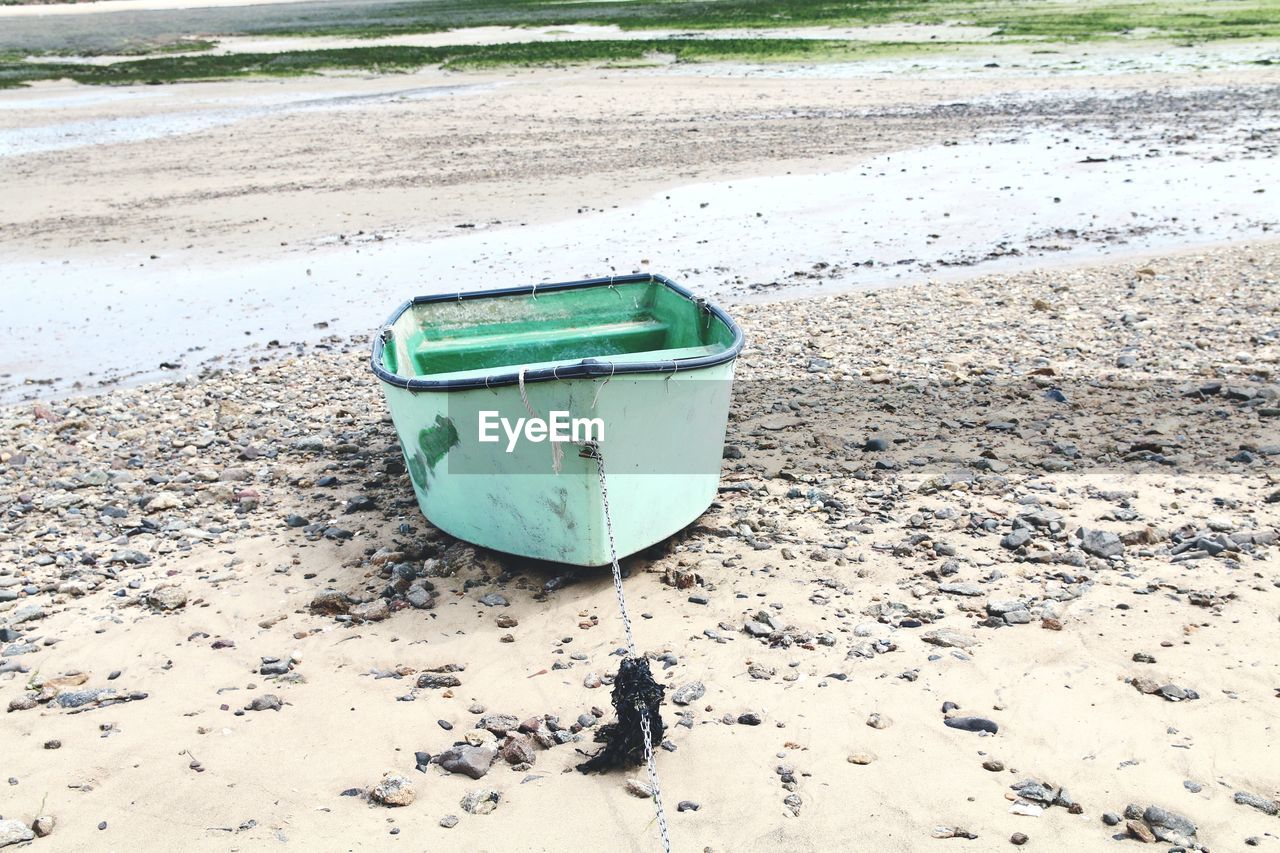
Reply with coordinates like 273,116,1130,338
381,279,738,382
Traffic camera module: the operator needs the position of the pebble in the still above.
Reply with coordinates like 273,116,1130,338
671,681,705,706
245,694,282,712
866,713,892,730
1078,528,1125,558
439,815,459,829
625,779,654,798
1010,833,1028,846
1126,819,1156,843
847,752,876,765
460,788,500,815
944,716,999,734
147,584,187,611
0,820,35,847
1234,791,1279,816
437,746,497,780
921,628,978,649
370,773,415,807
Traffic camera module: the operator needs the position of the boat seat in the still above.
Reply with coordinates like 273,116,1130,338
415,343,726,383
413,319,670,375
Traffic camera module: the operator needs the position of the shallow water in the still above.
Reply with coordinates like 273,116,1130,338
2,121,1277,401
0,80,498,157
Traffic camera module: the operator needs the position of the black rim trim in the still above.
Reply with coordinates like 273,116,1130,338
369,273,744,392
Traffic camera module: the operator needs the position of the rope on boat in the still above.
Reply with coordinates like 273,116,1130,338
517,365,564,474
583,442,673,853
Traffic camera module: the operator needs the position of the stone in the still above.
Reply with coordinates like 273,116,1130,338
1131,676,1161,695
939,583,983,597
350,600,389,622
1143,805,1196,844
847,752,876,765
625,779,654,798
944,716,999,734
477,713,521,736
309,590,349,615
1078,528,1124,558
1010,833,1028,846
922,628,978,649
370,773,415,807
11,604,43,623
8,696,38,712
147,584,187,611
246,694,282,712
983,759,1005,772
465,730,497,747
1126,819,1156,843
260,657,292,676
986,600,1026,616
672,681,705,706
0,819,34,848
500,735,535,766
1001,529,1032,549
31,816,54,838
460,788,500,815
1101,813,1121,826
416,673,462,689
438,746,496,780
147,492,183,512
866,713,892,730
439,815,459,829
1234,791,1279,816
56,688,113,708
406,586,433,609
677,801,700,812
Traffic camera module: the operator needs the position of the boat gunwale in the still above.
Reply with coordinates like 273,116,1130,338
369,273,745,392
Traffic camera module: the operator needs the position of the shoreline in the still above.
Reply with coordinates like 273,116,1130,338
5,233,1280,407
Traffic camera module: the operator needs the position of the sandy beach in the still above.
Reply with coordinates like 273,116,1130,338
2,5,1280,851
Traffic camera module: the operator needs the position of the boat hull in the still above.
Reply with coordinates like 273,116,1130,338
378,363,735,565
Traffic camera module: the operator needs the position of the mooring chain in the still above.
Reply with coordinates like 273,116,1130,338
591,442,673,853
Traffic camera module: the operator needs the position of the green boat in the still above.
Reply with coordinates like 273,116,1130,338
370,273,744,566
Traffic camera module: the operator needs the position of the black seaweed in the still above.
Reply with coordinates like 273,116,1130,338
576,656,666,773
